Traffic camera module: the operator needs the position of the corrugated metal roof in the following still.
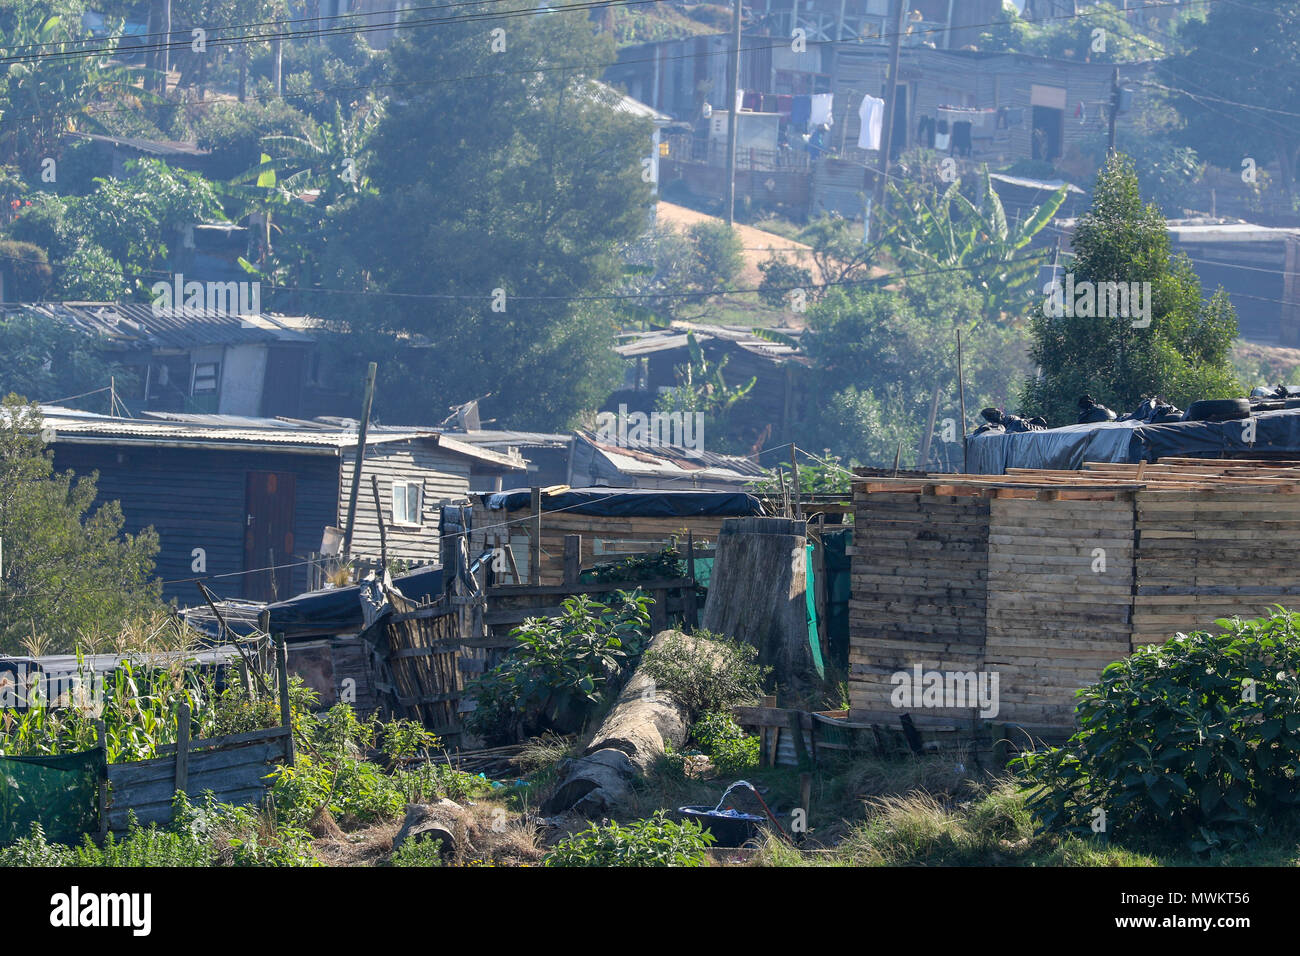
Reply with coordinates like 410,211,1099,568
70,132,211,158
16,302,315,350
36,406,527,467
615,324,807,364
579,430,766,480
37,406,435,453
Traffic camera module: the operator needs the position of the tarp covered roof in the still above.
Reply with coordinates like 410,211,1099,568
968,407,1300,473
262,565,444,638
483,486,767,517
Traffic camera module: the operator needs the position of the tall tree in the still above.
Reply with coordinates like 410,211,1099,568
0,398,161,655
1020,153,1239,427
320,1,654,429
1170,1,1300,204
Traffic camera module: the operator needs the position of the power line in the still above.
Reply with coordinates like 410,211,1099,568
2,0,1224,72
0,0,666,67
0,0,534,57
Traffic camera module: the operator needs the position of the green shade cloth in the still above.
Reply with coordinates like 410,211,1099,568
0,748,103,845
805,543,825,679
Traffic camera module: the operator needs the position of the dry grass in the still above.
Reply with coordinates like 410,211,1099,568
311,820,403,867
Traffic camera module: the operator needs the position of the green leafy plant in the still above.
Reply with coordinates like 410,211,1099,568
0,793,318,867
1014,608,1300,853
467,590,653,742
640,630,770,721
543,810,715,867
690,710,760,775
390,837,444,867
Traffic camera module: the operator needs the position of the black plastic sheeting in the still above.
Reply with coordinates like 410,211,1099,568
262,564,444,638
484,487,767,518
968,407,1300,473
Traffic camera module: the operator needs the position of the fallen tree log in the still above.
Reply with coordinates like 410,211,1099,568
392,798,472,859
544,630,720,816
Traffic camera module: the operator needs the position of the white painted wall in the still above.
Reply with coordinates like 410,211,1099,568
217,344,268,415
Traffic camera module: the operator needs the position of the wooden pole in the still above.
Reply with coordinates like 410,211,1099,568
562,534,582,588
866,0,907,242
789,447,803,520
529,486,542,586
918,385,941,472
341,362,377,560
96,719,108,840
684,529,698,633
724,0,742,224
1108,67,1120,154
174,702,191,797
370,474,388,573
275,635,294,766
957,326,968,472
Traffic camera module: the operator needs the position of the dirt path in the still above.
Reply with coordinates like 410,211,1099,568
656,201,822,288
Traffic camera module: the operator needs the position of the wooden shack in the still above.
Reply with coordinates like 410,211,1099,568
468,486,766,587
849,460,1300,737
41,408,522,602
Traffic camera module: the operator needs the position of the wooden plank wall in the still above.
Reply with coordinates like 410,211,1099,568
851,466,1300,733
50,444,338,602
105,726,290,830
848,491,990,725
470,503,728,586
1132,489,1300,646
985,494,1135,731
337,439,472,568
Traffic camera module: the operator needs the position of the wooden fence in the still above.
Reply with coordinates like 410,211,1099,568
105,724,292,830
103,639,295,832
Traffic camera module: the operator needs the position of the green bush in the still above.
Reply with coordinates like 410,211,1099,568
0,794,319,867
757,254,813,309
467,591,652,742
691,711,760,775
640,630,770,720
390,837,444,867
1014,608,1300,852
543,810,715,867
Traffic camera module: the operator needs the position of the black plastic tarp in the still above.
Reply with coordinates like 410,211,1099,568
968,407,1300,473
262,564,444,638
483,487,767,518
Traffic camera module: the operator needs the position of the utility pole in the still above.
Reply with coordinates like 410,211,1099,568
724,0,742,224
867,0,907,243
1108,67,1120,154
341,362,377,561
161,0,172,86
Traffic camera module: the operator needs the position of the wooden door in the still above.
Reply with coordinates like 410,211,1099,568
244,471,296,601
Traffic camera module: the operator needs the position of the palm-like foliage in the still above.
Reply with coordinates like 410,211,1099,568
882,166,1067,315
0,9,153,167
223,103,381,298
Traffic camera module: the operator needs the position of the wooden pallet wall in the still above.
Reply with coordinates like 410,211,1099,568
984,494,1135,731
848,491,990,724
849,460,1300,734
1132,489,1300,646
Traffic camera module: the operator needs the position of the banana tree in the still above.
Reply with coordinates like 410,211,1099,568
0,9,155,168
224,103,381,298
882,165,1067,316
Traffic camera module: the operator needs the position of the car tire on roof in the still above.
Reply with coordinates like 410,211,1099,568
1183,398,1252,422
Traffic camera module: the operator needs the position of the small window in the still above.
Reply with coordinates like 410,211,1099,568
191,362,220,394
391,480,422,526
